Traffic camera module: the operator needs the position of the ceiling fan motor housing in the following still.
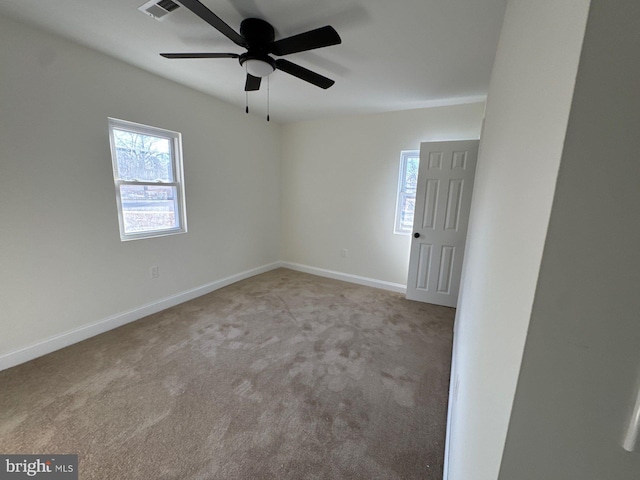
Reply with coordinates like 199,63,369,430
238,18,277,77
239,18,275,47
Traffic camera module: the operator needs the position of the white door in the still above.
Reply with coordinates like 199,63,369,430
406,140,479,307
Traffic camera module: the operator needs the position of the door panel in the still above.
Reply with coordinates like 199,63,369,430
437,245,456,294
416,243,433,290
422,179,439,229
445,179,464,230
406,140,479,306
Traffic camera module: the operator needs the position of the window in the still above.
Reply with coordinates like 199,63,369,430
394,150,419,235
108,118,187,241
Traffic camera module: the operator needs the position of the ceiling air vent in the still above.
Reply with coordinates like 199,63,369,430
138,0,180,21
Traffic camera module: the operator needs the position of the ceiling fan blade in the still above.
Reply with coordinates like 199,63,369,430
177,0,247,47
275,59,335,89
244,74,261,91
270,26,341,56
160,53,240,59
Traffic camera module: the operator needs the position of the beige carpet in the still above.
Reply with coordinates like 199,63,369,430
0,268,454,479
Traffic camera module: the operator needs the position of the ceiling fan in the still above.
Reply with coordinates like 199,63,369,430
160,0,342,92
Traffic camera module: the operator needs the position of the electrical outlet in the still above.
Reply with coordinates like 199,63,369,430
150,266,159,278
341,249,348,258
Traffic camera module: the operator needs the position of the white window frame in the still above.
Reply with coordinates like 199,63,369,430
108,118,187,241
394,150,419,235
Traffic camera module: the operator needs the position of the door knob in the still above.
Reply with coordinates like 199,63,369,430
414,232,420,238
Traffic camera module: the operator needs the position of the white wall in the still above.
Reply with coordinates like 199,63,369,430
0,14,281,364
280,104,484,286
499,0,640,477
445,1,591,479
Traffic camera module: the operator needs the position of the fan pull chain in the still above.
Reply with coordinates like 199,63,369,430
267,76,270,122
245,63,249,114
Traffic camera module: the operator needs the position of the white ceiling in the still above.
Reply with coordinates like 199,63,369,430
0,0,507,123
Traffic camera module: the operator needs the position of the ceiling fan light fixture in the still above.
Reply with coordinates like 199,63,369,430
244,58,275,78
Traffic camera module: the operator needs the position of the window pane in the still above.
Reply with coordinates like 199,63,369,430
112,129,173,182
120,185,179,234
404,156,419,194
400,194,416,232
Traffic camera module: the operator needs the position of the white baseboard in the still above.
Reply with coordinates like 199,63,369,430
0,262,281,372
279,261,407,294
